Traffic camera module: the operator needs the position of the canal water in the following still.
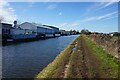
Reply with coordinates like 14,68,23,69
2,35,79,78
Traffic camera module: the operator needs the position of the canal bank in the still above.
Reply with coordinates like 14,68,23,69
2,35,79,78
36,36,78,78
36,35,119,78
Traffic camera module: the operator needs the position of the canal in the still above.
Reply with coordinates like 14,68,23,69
2,35,79,78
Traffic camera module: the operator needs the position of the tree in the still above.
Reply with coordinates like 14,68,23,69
0,16,4,23
76,30,80,34
81,29,91,35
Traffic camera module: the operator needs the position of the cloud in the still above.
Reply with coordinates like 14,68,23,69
59,23,68,27
47,4,57,10
70,22,80,27
98,0,117,10
83,17,96,22
85,1,117,16
58,12,62,16
0,0,17,23
87,2,105,12
83,11,117,22
102,15,118,21
58,21,80,30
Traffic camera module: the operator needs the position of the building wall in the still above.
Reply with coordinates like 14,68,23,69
53,28,59,33
10,29,26,35
42,25,59,34
20,22,37,32
37,26,54,34
60,30,66,34
11,34,37,39
20,22,58,35
37,27,46,34
25,29,34,34
2,23,12,35
46,28,53,34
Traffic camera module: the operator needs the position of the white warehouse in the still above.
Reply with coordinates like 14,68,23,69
19,22,59,38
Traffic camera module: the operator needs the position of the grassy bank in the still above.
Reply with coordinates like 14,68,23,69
83,35,119,78
36,36,79,78
35,35,119,78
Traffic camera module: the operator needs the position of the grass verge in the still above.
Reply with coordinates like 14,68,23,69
83,35,119,78
36,37,79,78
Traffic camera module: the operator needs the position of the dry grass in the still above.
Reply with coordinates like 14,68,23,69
36,37,78,78
83,35,119,78
35,35,119,79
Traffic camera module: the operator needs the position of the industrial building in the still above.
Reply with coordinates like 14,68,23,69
2,21,61,42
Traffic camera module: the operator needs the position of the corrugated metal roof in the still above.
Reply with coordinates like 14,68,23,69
41,25,53,29
43,25,58,29
20,22,53,30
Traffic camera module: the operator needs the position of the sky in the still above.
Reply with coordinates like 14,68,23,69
0,0,119,33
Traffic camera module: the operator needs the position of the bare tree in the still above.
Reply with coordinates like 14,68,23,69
0,16,4,23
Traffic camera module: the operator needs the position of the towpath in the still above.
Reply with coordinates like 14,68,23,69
36,35,119,79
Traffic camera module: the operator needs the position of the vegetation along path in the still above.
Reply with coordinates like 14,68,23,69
36,35,119,79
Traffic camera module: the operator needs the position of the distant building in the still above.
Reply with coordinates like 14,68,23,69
43,25,59,34
10,22,37,40
2,23,13,35
19,22,38,34
2,21,60,41
19,22,59,35
66,31,71,35
60,30,66,34
10,28,26,35
2,23,14,40
37,26,54,34
59,30,68,36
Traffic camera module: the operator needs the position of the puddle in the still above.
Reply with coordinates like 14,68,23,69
72,47,76,51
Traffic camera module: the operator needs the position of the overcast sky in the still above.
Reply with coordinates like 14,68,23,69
0,0,118,33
